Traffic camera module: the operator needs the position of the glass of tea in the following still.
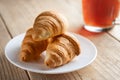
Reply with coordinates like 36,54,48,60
82,0,120,32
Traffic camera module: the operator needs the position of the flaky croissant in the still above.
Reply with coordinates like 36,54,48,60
45,33,80,68
32,11,68,41
20,28,48,61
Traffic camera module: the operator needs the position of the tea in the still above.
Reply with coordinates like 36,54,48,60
82,0,119,27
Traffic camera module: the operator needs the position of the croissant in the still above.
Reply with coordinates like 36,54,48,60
32,11,68,41
20,28,48,61
45,33,80,68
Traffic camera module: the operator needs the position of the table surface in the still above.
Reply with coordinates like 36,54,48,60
0,0,120,80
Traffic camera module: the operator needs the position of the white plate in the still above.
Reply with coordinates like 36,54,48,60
5,32,97,74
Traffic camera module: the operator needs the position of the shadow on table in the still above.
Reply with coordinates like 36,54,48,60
73,26,106,38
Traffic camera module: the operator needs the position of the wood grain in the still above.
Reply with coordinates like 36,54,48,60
0,0,83,37
74,28,120,80
108,25,120,41
0,0,120,80
0,16,29,80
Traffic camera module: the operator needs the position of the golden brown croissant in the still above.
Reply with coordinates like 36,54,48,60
45,33,80,68
32,11,68,41
20,28,48,61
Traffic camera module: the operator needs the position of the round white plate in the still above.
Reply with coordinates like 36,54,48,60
5,32,97,74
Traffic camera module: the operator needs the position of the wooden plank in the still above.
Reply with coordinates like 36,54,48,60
108,25,120,41
0,0,83,37
29,72,82,80
0,0,120,80
75,28,120,80
0,16,29,80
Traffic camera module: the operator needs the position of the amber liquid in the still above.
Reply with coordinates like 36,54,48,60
82,0,119,27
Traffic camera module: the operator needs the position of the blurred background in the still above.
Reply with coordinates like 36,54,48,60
0,0,84,35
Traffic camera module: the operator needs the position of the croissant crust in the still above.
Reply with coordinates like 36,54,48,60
20,28,48,61
45,33,80,68
32,11,68,41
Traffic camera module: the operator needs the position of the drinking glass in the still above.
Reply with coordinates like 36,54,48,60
82,0,120,32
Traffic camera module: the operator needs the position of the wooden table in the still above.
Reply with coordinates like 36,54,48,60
0,0,120,80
